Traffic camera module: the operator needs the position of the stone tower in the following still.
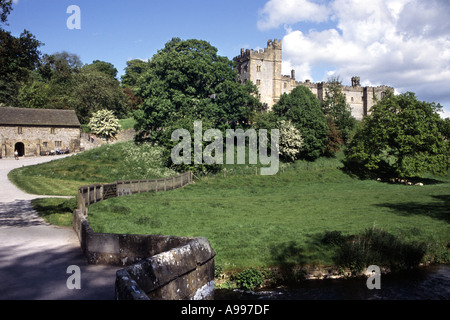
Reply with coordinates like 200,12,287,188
234,39,282,108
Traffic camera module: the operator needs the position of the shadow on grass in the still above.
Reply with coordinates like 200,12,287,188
375,195,450,223
269,241,308,286
31,197,77,226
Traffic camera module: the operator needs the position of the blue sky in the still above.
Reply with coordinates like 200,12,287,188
6,0,282,76
5,0,450,117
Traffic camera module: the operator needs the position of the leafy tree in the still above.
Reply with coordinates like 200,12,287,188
122,86,142,113
324,117,344,157
322,77,356,143
17,76,50,108
0,0,12,26
34,51,82,109
88,109,121,141
0,29,42,106
272,86,328,160
0,1,43,107
84,60,118,79
344,91,449,178
121,59,149,88
252,110,278,133
38,51,82,83
69,68,128,123
438,117,450,142
134,38,261,143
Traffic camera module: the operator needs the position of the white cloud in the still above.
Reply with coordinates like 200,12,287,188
439,109,450,119
257,0,450,108
257,0,330,30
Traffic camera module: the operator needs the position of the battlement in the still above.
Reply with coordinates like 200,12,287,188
234,39,282,61
267,38,282,49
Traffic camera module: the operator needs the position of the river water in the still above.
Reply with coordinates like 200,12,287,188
215,264,449,300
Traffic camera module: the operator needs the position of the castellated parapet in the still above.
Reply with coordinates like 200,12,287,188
234,40,394,120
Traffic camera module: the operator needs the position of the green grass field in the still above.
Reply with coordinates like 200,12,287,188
9,142,449,272
87,160,450,271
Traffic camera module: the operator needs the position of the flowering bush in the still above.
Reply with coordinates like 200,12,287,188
107,142,176,180
88,109,121,140
278,120,304,162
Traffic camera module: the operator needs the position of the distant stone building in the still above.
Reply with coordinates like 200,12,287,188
0,107,81,158
233,39,394,120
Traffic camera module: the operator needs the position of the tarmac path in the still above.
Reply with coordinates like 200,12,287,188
0,155,117,300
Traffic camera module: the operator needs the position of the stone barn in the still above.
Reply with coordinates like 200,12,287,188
0,107,81,158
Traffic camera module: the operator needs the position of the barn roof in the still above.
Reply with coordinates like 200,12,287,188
0,107,81,127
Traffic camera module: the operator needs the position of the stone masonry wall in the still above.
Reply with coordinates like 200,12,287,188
72,174,216,300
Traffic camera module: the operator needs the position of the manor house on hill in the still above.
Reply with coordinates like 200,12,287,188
233,39,394,120
0,107,81,158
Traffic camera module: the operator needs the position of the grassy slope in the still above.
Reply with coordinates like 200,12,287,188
8,141,176,196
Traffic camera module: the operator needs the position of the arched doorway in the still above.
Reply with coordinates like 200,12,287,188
14,142,25,157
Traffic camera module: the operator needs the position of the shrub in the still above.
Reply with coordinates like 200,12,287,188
236,268,264,291
334,227,427,273
88,109,121,140
214,265,223,278
278,119,304,162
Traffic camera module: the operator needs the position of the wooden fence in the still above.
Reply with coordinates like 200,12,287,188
77,171,193,216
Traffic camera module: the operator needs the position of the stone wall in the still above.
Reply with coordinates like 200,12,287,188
80,129,136,151
72,173,216,300
115,237,215,300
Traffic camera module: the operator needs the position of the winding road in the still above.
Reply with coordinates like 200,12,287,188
0,155,117,300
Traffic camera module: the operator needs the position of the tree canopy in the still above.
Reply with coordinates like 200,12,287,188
272,86,328,160
133,38,261,143
321,77,356,144
0,0,13,26
121,59,149,88
0,29,42,106
84,60,118,79
344,91,449,178
69,68,128,123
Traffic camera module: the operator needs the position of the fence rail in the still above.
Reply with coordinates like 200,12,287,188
77,172,193,216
